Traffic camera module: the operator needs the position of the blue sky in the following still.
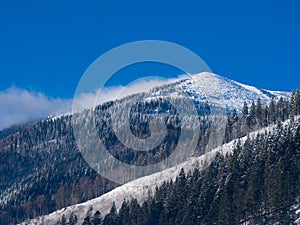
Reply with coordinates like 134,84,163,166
0,0,300,129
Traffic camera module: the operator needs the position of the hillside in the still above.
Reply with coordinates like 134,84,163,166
0,73,298,224
21,116,300,225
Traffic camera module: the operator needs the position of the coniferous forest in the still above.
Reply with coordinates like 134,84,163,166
74,118,299,225
55,90,300,225
1,89,300,224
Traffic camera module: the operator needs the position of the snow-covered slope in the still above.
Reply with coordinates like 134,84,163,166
183,73,289,108
21,117,299,225
142,72,289,113
16,73,293,225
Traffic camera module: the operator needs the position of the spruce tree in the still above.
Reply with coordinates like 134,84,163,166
82,215,92,225
256,98,263,126
294,89,300,116
249,101,257,127
242,101,249,133
269,97,276,124
242,101,249,120
290,90,295,117
68,213,78,225
92,211,102,225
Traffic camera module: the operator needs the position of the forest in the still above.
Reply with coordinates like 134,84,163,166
0,89,300,224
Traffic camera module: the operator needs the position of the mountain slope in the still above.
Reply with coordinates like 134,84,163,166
21,116,300,225
0,72,294,224
154,72,289,112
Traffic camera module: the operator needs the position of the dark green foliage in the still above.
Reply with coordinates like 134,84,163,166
82,215,92,225
92,118,300,225
102,202,117,225
2,88,300,224
69,212,78,225
92,211,102,225
292,89,300,116
0,115,117,225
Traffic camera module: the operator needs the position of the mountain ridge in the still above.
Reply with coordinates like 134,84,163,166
20,116,300,225
0,72,290,134
0,73,297,224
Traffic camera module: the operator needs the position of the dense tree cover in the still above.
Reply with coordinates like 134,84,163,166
54,89,300,225
0,94,211,224
224,91,299,142
1,88,300,224
93,98,211,166
0,116,116,225
65,117,300,225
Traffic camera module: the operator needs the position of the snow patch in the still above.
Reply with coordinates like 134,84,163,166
20,117,300,225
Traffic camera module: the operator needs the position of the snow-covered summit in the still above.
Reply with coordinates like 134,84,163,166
175,72,289,111
135,72,289,114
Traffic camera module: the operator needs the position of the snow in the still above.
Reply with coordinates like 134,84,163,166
171,72,288,112
267,90,291,99
119,72,289,115
18,73,294,224
47,112,71,122
20,117,300,225
294,204,300,225
233,80,265,96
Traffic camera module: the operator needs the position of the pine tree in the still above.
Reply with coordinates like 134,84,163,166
263,106,269,126
118,201,130,225
256,98,263,126
276,96,289,122
68,213,78,225
60,214,67,225
241,101,249,134
294,89,300,116
290,90,295,117
249,101,257,127
82,215,92,225
92,211,102,225
242,101,249,120
102,202,118,225
225,109,239,142
269,97,276,124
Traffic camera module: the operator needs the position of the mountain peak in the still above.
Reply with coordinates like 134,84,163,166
173,72,290,112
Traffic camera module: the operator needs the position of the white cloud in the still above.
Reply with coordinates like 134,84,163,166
73,76,186,112
0,87,72,130
0,75,186,130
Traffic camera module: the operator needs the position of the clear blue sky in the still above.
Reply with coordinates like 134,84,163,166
1,0,300,99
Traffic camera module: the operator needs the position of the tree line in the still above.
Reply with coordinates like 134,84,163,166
60,116,300,225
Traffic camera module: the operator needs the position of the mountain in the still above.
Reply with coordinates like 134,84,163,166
22,117,295,224
0,73,297,224
158,72,288,111
22,116,300,225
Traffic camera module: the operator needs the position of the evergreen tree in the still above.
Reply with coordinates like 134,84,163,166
103,202,117,225
294,89,300,116
256,98,263,126
276,96,289,122
242,101,249,120
242,101,249,133
118,201,130,225
92,211,102,225
263,106,269,127
290,90,295,117
82,215,92,225
225,109,239,142
60,214,67,225
249,101,257,127
269,97,276,124
69,213,78,225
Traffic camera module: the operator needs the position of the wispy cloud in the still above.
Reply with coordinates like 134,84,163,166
0,76,186,130
0,87,72,130
73,76,186,112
